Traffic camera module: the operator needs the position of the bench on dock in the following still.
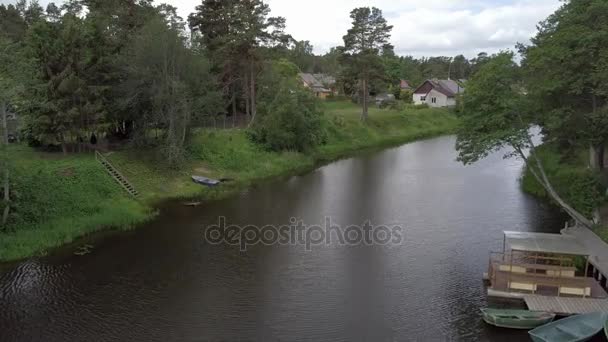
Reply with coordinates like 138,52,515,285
498,263,577,278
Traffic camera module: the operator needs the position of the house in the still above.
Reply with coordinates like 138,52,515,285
399,80,412,90
313,74,336,92
412,79,465,108
299,73,334,99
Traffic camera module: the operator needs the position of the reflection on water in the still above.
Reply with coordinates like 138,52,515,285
0,136,566,341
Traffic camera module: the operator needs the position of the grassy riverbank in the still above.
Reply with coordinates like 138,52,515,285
0,101,458,261
521,143,606,226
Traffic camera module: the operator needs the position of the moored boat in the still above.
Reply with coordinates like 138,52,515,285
191,175,221,187
528,312,607,342
480,308,555,329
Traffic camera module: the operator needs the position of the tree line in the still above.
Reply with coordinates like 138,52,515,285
457,0,608,229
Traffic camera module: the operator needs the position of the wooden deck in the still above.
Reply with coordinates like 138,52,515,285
524,295,608,315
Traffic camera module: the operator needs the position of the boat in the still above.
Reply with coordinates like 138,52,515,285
191,175,221,187
480,308,555,329
529,312,607,342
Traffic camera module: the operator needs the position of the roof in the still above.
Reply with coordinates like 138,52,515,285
299,73,330,93
504,231,589,256
413,79,465,97
400,80,412,89
313,74,336,86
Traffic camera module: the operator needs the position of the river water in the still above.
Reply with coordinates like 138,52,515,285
0,136,568,341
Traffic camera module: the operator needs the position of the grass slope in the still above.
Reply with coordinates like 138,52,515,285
1,101,458,261
0,146,151,261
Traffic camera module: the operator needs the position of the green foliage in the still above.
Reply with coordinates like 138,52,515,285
0,146,150,260
521,0,608,151
339,7,393,119
120,15,222,167
248,61,327,152
522,144,605,218
456,51,529,164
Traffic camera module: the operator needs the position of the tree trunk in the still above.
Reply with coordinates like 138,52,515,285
231,85,237,119
1,100,9,225
248,59,257,128
361,77,368,122
1,100,7,145
596,144,605,170
2,168,8,225
244,72,250,119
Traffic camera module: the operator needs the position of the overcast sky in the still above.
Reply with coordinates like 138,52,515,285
1,0,562,58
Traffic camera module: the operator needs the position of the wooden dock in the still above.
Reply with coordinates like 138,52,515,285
524,295,608,315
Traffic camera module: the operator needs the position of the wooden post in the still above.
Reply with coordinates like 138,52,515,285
502,233,506,262
508,250,514,292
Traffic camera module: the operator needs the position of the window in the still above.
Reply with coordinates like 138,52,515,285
431,97,437,104
420,96,426,101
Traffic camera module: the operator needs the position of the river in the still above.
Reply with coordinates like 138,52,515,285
0,135,567,341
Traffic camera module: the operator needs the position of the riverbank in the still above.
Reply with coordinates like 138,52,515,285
521,143,607,235
0,101,458,261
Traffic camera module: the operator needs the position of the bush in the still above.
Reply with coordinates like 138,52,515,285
400,90,413,104
248,61,327,152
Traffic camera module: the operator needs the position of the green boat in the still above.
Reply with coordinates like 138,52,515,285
481,308,555,329
529,312,607,342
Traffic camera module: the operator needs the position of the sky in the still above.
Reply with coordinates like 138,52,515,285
1,0,562,58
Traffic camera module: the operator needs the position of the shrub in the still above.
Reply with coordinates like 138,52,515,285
248,61,327,152
400,90,413,104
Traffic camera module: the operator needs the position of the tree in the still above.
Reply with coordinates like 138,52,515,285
249,59,326,152
25,13,93,153
456,52,594,228
0,33,36,225
520,0,608,170
121,16,221,166
289,39,314,73
339,7,393,121
188,0,288,126
0,4,27,41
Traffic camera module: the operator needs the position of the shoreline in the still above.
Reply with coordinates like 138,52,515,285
0,102,459,262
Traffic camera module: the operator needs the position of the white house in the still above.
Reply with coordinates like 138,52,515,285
412,79,464,108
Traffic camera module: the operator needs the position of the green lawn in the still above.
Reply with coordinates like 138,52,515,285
0,100,458,261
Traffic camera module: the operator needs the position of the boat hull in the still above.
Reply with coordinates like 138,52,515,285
481,309,555,329
528,312,607,342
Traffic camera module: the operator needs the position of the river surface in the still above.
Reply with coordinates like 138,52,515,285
0,136,569,341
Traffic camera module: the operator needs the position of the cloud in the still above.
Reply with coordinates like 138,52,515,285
1,0,562,58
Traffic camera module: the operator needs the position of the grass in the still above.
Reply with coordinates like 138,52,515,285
0,100,458,261
0,146,151,261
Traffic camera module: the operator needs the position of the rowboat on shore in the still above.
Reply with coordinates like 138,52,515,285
191,175,221,187
528,312,607,342
480,308,555,329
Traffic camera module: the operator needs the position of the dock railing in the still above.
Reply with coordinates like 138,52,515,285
488,251,598,297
